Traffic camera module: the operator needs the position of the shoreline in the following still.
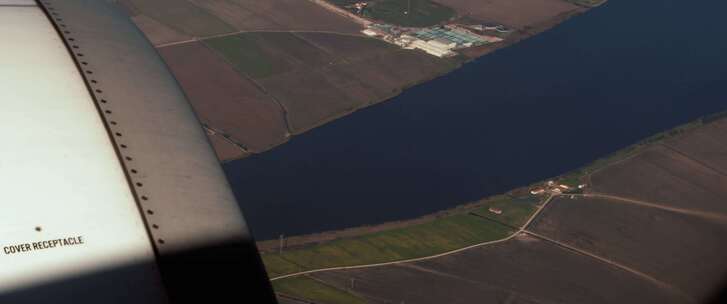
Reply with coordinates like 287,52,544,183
256,110,726,248
221,3,594,163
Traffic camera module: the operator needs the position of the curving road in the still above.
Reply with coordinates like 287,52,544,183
270,194,556,281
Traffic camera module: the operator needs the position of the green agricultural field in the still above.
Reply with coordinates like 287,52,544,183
274,276,367,304
263,213,515,278
204,32,332,80
470,195,540,228
365,0,456,27
204,34,292,79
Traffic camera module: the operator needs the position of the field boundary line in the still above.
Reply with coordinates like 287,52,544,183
523,230,695,303
270,195,555,281
154,30,364,48
196,40,295,137
660,142,727,178
578,193,727,223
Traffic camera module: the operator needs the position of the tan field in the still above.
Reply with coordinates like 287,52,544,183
438,0,580,29
188,0,362,34
158,42,289,156
121,0,592,161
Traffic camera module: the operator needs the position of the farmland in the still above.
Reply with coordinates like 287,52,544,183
436,0,579,29
120,0,361,44
273,277,367,304
115,1,727,302
202,31,459,134
156,28,457,154
121,0,234,37
119,0,597,161
206,132,249,161
262,212,515,278
204,33,304,80
590,145,727,215
310,235,682,304
364,0,456,27
469,195,539,228
531,196,727,301
158,42,289,155
126,15,191,46
663,119,727,175
269,117,727,303
258,193,543,278
187,0,361,34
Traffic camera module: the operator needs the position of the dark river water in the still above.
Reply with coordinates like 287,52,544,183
225,0,727,240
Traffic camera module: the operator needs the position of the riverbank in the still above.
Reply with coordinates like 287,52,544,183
259,109,726,247
228,1,592,160
227,0,727,239
265,112,727,303
261,194,539,277
147,0,597,162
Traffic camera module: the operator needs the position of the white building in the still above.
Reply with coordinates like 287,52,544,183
361,29,378,37
429,38,456,49
410,39,456,58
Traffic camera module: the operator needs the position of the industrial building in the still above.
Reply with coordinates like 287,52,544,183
413,26,489,48
409,39,456,57
361,23,502,58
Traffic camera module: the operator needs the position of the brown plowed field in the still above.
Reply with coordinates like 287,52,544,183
296,32,396,58
531,196,727,301
436,0,579,29
201,32,458,133
207,132,248,161
312,235,680,304
120,0,361,43
163,30,455,141
260,69,361,134
188,0,362,34
130,15,192,46
122,0,235,37
664,119,727,176
300,33,459,98
590,145,727,215
260,48,456,134
118,0,589,162
158,42,289,155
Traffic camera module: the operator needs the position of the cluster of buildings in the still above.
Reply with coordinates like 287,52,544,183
362,24,503,58
346,1,368,14
531,180,587,195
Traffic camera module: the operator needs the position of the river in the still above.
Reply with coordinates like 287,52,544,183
224,0,727,240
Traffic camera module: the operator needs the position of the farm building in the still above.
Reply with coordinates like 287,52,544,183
488,207,503,215
413,26,488,48
410,39,456,57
